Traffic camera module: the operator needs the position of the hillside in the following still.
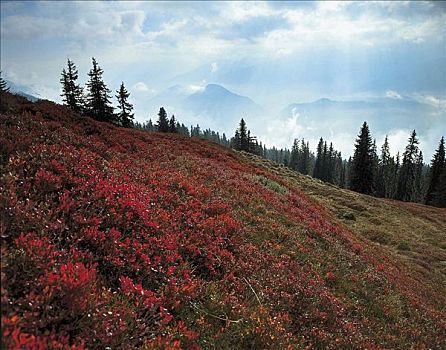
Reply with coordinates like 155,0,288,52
1,93,445,349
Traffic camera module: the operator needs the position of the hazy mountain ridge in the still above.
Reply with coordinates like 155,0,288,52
147,83,262,130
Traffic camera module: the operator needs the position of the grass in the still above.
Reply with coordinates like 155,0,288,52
249,174,289,195
242,152,446,312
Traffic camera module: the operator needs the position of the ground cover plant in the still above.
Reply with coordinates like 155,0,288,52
1,93,445,349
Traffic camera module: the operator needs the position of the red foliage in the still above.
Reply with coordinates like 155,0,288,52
1,95,444,348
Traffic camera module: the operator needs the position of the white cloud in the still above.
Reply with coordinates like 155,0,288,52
132,82,152,93
211,62,219,73
386,90,402,99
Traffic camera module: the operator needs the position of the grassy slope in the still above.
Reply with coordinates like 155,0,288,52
1,94,445,349
244,153,446,316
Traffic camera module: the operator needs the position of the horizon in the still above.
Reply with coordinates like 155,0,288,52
1,1,445,159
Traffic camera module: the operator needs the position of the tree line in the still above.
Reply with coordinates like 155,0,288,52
60,58,135,127
14,59,444,208
348,122,445,207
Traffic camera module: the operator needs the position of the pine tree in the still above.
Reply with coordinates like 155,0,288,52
350,122,375,195
239,118,249,151
432,165,446,207
340,161,347,188
371,139,379,194
376,136,392,198
169,115,177,133
413,151,424,202
85,58,114,122
231,130,241,150
299,140,310,175
115,82,134,128
60,59,84,113
345,156,353,188
327,142,335,184
289,139,299,170
425,137,445,205
313,138,324,180
0,71,10,92
156,107,169,132
396,130,420,201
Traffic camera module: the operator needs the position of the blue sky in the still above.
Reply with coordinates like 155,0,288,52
1,1,445,159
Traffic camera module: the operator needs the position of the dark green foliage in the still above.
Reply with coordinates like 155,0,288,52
230,118,263,155
350,122,375,195
425,137,445,206
396,130,420,201
432,165,446,207
289,139,299,170
375,136,398,199
85,58,114,122
116,82,134,128
239,118,249,151
169,115,177,133
156,107,169,132
60,59,84,114
313,138,324,180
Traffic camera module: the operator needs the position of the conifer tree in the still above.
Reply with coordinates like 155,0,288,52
313,138,324,180
340,161,347,188
289,139,299,170
396,130,420,201
350,122,374,195
60,59,84,113
425,137,445,205
327,142,335,183
432,165,446,207
239,118,249,151
85,58,114,122
169,115,177,133
299,140,310,175
115,82,134,128
156,107,169,132
345,156,353,188
413,151,424,202
0,71,10,92
232,130,241,150
371,139,379,194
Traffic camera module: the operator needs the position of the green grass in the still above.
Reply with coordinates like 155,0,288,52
249,174,289,195
242,152,446,313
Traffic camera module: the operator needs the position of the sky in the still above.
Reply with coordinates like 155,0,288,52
1,1,445,159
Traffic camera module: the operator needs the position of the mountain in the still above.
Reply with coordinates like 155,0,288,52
147,83,262,132
1,93,445,348
5,79,41,102
282,96,442,139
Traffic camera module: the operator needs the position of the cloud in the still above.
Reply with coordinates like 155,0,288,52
210,62,218,73
0,0,444,159
132,82,153,93
386,90,402,99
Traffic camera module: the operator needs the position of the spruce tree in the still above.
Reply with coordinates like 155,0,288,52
376,136,393,198
413,151,424,202
239,118,249,151
425,137,445,205
0,71,10,92
60,59,84,114
116,82,134,128
313,138,324,180
232,130,241,150
300,140,310,175
396,130,420,201
169,115,177,133
350,122,374,195
156,107,169,132
289,139,299,170
85,58,114,122
432,165,446,207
